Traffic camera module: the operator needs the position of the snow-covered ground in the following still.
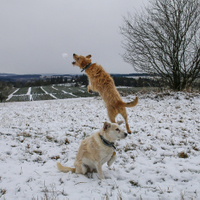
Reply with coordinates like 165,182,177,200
0,92,200,199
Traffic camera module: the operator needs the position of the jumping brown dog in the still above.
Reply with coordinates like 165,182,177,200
72,54,138,133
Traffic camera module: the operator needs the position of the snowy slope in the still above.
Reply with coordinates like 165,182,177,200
0,92,200,199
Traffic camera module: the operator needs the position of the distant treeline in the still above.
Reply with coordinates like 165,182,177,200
0,81,13,102
78,74,161,87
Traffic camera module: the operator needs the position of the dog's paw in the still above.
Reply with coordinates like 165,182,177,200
98,174,105,180
88,89,93,94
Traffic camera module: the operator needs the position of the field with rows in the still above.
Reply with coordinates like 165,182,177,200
6,84,157,102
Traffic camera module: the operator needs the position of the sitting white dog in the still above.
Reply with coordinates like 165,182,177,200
57,121,127,179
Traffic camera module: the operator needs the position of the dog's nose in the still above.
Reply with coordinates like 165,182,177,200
73,53,76,56
124,133,128,137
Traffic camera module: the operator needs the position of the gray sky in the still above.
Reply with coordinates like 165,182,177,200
0,0,148,75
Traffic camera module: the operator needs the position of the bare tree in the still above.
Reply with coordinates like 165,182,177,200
120,0,200,91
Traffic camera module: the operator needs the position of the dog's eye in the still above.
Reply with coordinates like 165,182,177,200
77,58,79,61
116,128,120,131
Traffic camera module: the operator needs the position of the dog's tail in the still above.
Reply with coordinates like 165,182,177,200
116,96,138,108
57,162,76,173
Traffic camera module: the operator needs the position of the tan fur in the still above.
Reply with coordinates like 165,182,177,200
72,54,138,133
57,121,127,179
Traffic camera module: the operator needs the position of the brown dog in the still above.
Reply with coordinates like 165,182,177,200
72,54,138,133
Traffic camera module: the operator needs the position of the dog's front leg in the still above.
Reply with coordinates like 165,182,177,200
107,152,117,167
87,84,93,93
95,163,105,179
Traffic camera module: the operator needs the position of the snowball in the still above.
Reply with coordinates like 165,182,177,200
62,53,68,59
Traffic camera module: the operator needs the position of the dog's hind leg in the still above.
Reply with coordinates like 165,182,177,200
75,164,88,175
107,107,117,123
120,108,131,134
81,164,89,174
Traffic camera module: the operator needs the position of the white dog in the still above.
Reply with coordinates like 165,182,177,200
57,121,127,179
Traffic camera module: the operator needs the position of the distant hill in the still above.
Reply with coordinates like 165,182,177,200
0,74,42,82
0,73,17,76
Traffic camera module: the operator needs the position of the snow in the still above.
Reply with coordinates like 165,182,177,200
26,87,33,101
6,88,19,101
40,86,57,99
62,90,77,97
0,92,200,199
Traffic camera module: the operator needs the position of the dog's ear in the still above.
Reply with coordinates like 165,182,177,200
103,122,111,131
86,54,92,58
117,121,123,125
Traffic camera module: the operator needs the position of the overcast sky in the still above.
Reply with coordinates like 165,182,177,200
0,0,148,75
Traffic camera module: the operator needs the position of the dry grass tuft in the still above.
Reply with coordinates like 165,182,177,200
178,152,188,158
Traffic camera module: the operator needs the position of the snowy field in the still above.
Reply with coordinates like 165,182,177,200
0,92,200,199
